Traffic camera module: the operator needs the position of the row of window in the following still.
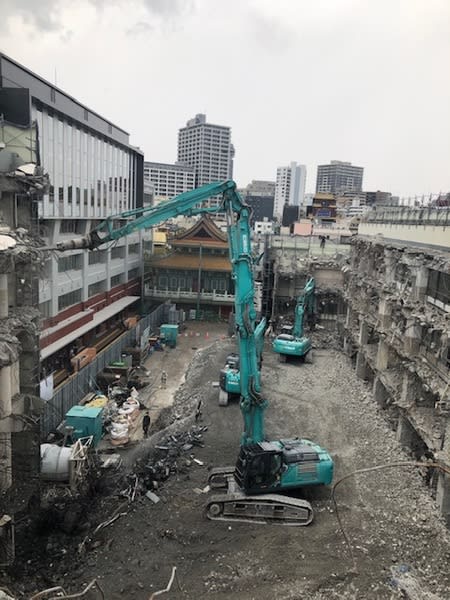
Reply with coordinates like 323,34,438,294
157,275,228,292
57,246,139,271
57,269,141,310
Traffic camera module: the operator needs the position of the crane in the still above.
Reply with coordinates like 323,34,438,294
272,277,316,363
54,180,333,526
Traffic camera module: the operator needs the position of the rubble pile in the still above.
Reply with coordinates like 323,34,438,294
130,424,208,498
311,325,342,351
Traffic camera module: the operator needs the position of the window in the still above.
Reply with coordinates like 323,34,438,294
111,274,122,287
58,254,82,272
58,289,82,311
88,250,106,265
128,243,140,255
159,275,168,288
111,246,124,260
128,268,139,281
60,220,83,234
88,281,105,297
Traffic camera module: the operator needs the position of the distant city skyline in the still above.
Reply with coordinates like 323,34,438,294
1,1,449,198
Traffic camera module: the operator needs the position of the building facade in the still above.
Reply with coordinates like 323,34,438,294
177,114,234,194
0,53,144,379
144,215,234,319
343,208,450,523
274,162,307,219
308,193,337,223
143,161,195,202
243,180,276,197
316,160,363,194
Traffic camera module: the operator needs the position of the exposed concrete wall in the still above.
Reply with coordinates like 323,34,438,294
359,222,450,249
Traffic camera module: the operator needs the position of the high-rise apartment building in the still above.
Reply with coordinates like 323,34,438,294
177,114,234,192
274,162,306,219
0,53,144,372
316,160,363,194
144,161,195,202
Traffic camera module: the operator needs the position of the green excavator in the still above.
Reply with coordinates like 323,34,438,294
272,277,316,363
54,180,333,526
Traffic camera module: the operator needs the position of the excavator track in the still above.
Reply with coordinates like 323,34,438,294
206,491,313,526
206,468,314,526
208,466,235,489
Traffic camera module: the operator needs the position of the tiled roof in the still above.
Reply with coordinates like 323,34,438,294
148,253,231,272
175,215,228,243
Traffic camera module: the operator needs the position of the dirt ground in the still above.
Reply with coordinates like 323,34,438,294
6,322,450,599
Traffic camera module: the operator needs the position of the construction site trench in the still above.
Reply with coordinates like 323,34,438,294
6,322,450,599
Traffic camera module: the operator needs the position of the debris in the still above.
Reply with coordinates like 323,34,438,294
145,491,161,504
193,458,204,466
193,485,210,495
149,566,179,599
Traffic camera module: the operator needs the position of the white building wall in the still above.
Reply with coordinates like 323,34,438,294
274,162,307,219
144,162,195,200
32,102,143,320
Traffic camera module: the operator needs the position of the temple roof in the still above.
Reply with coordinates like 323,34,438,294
148,253,231,272
171,215,228,249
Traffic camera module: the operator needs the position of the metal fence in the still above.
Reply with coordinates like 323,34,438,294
40,303,166,438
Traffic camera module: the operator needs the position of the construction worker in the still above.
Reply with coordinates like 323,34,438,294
161,370,167,388
142,412,151,438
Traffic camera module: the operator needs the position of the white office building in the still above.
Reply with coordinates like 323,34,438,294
144,161,195,202
274,162,307,219
0,53,144,368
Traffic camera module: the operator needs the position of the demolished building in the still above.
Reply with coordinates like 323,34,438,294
343,208,450,523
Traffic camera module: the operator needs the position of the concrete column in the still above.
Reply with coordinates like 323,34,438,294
397,413,414,448
0,366,13,490
378,297,392,330
0,366,12,419
400,370,417,407
376,339,390,371
414,266,429,301
373,376,390,408
436,473,450,526
0,273,8,318
356,350,367,379
345,306,351,328
359,320,370,346
404,319,421,355
384,251,396,284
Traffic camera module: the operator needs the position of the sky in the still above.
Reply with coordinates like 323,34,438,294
1,0,449,197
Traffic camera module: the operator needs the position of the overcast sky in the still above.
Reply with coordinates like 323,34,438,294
1,0,449,197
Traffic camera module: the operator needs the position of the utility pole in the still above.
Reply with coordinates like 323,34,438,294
196,244,202,318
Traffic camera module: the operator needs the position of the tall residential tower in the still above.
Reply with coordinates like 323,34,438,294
177,114,234,189
274,162,307,219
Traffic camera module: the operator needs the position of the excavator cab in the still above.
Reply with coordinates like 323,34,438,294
234,442,283,494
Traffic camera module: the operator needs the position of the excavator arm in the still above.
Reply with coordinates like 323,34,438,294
292,277,315,338
54,180,267,445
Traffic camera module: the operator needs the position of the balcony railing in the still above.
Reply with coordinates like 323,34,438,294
144,286,235,303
